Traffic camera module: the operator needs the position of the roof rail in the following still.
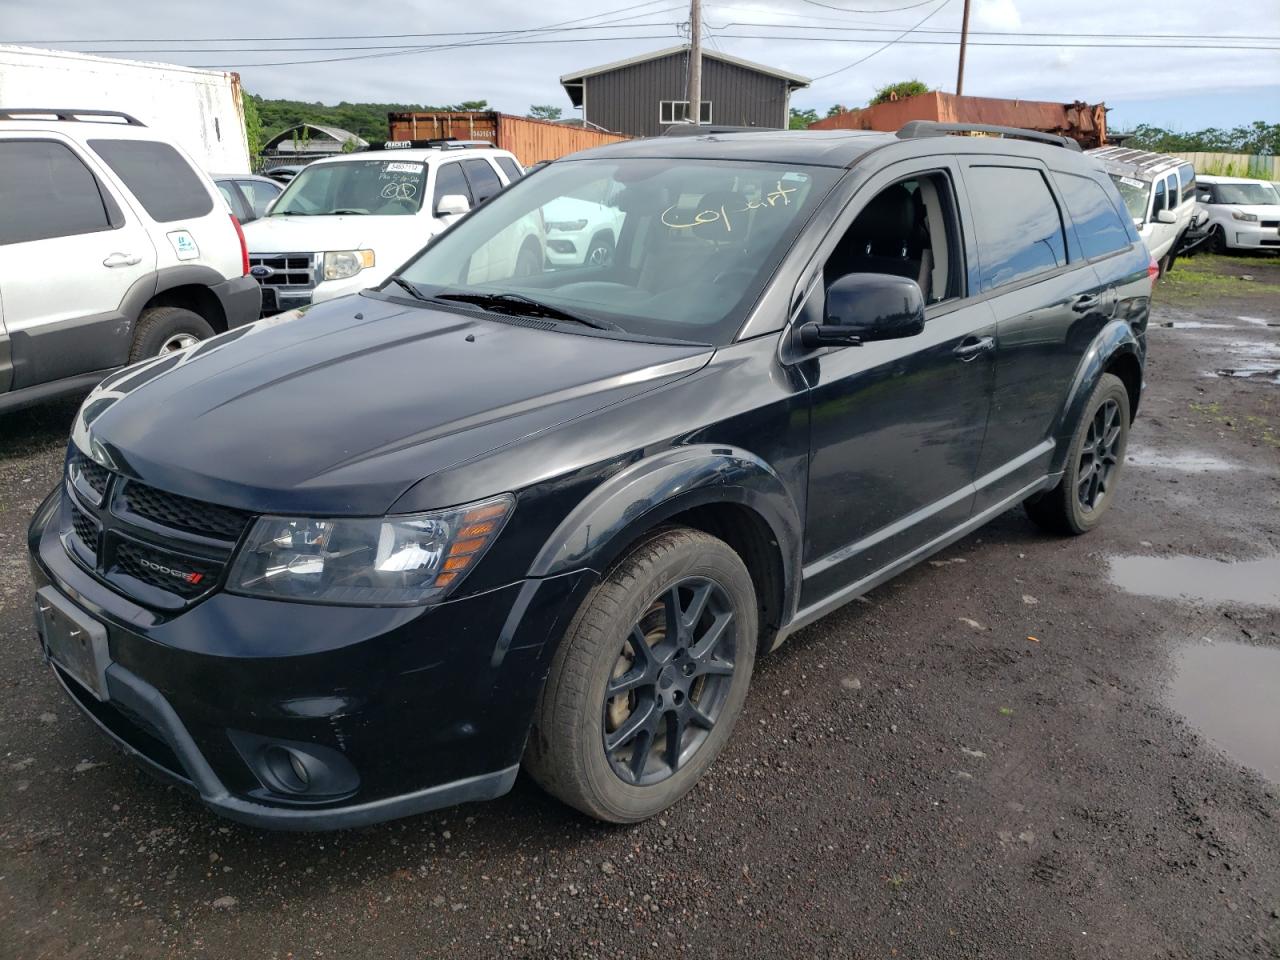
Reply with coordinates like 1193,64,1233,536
661,124,766,137
366,138,490,152
896,120,1081,152
0,107,145,126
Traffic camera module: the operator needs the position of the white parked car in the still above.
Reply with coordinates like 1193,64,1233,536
542,194,627,268
0,108,259,415
242,142,542,314
1190,174,1280,253
1087,146,1197,271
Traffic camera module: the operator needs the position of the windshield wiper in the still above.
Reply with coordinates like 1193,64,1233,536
430,291,619,331
385,275,430,302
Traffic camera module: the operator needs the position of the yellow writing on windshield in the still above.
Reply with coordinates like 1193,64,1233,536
661,180,799,232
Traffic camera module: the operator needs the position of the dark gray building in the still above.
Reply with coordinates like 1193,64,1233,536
560,45,810,138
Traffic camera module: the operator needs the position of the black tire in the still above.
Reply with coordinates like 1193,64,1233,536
524,527,757,823
583,231,615,267
514,238,543,277
1025,372,1130,536
1209,225,1228,254
129,306,215,363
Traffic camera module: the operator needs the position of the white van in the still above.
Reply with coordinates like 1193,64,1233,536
1087,146,1196,271
242,141,541,315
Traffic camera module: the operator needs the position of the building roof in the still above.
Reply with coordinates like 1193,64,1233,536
560,45,810,106
262,124,369,154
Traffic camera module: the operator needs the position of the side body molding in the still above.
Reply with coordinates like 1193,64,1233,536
528,444,805,619
1050,319,1143,475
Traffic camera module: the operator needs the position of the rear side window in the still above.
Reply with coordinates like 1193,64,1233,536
966,166,1067,291
494,156,523,183
432,162,472,211
1056,173,1133,260
236,178,280,218
1179,164,1196,204
461,159,503,204
89,139,214,222
0,140,115,245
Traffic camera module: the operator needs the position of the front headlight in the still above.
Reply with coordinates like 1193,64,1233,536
323,249,375,281
1232,211,1258,223
227,495,513,605
546,219,588,232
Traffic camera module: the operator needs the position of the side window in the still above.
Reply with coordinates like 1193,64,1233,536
461,159,503,205
1153,177,1167,212
237,179,281,218
88,139,214,222
824,172,958,305
965,166,1067,291
1165,173,1180,209
494,156,523,183
1055,173,1132,260
216,181,246,219
0,140,115,245
1179,164,1196,204
432,161,472,212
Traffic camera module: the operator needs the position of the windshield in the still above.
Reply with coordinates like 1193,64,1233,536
1215,182,1280,206
271,158,427,216
1108,174,1150,221
398,158,838,345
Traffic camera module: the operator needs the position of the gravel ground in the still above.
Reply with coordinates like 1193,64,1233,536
1,253,1278,960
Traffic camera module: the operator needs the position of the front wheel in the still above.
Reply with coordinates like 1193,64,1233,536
1025,372,1130,535
524,527,757,823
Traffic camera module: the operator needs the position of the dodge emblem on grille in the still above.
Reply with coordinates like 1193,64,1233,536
138,557,204,585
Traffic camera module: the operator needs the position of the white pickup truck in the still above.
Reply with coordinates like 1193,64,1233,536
242,141,542,315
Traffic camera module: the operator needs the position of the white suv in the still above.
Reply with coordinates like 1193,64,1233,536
1087,146,1197,271
242,142,541,314
0,108,260,415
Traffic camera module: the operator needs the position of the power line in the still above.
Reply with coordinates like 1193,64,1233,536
797,0,942,12
707,20,1280,42
714,32,1280,50
810,0,955,80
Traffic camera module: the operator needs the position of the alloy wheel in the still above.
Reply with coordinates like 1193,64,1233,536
158,333,200,355
602,577,736,786
1077,397,1122,512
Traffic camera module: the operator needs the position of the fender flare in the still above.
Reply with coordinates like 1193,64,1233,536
528,444,805,620
1051,319,1143,474
119,264,230,325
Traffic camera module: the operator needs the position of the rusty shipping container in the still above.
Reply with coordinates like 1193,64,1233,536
810,92,1108,149
386,111,629,166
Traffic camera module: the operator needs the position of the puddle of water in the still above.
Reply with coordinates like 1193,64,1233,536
1159,321,1238,330
1108,555,1280,608
1237,316,1276,327
1124,447,1238,472
1170,641,1280,784
1211,364,1280,384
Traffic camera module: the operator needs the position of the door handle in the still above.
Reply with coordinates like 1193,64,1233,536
953,335,995,360
102,253,141,268
1075,293,1103,311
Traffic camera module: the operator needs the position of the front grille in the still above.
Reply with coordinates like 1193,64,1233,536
1261,220,1278,229
69,452,110,502
70,503,98,555
113,540,222,599
117,480,251,543
248,252,315,288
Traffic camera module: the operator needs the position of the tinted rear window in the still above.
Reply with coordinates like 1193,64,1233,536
461,159,503,204
1056,173,1133,260
89,139,213,222
0,140,114,245
966,166,1067,291
495,156,523,183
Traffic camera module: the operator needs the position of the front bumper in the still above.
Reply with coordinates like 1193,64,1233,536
27,489,591,830
1226,223,1280,249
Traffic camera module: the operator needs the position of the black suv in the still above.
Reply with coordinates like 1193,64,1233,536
28,122,1151,829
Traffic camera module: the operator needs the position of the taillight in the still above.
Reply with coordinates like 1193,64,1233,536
230,214,250,277
1147,254,1160,288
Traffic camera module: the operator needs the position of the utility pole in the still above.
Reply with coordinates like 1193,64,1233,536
688,0,702,124
955,0,972,95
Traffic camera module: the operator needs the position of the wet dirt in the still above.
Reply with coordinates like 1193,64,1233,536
1124,445,1240,472
1170,641,1280,784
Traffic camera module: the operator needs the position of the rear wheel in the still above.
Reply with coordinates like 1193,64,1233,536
1025,372,1130,535
515,238,543,277
129,306,214,362
584,231,615,267
524,527,757,823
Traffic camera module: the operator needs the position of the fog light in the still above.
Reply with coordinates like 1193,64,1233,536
230,730,360,800
263,745,310,794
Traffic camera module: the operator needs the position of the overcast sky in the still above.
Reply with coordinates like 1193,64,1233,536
3,0,1277,132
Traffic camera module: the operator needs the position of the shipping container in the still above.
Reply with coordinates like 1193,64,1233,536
811,92,1108,149
0,44,250,172
387,111,628,166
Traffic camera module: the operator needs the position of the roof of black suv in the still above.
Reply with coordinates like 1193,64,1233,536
568,125,1098,171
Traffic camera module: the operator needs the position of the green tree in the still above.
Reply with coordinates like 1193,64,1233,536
869,80,929,106
789,107,819,130
242,92,263,160
826,104,848,118
528,105,563,121
1121,121,1279,156
453,100,490,112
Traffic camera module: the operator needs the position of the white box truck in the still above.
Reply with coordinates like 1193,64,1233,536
0,44,250,173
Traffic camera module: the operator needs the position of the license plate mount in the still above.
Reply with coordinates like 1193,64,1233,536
35,586,110,701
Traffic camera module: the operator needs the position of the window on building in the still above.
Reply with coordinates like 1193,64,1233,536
659,101,713,124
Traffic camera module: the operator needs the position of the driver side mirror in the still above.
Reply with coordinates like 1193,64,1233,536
1155,209,1177,224
436,194,471,217
799,273,925,349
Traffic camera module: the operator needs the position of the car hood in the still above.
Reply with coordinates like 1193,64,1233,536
73,295,711,515
242,214,435,255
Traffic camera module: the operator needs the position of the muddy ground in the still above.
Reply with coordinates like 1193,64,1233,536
1,252,1278,959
